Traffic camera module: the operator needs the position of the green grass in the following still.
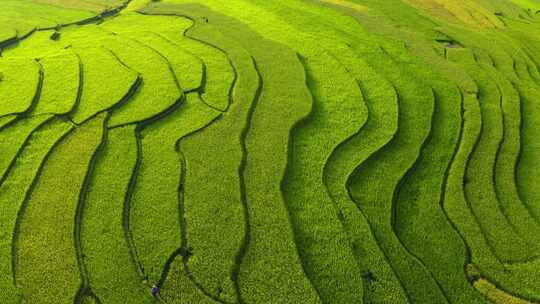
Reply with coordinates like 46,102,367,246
322,52,407,303
0,16,35,40
0,58,41,116
412,15,540,299
0,115,17,130
0,118,72,304
98,34,182,127
303,2,483,300
129,92,220,290
142,5,321,303
133,32,203,92
71,46,140,124
393,67,485,303
144,5,321,303
125,0,152,12
1,30,61,59
480,54,540,254
82,12,204,91
104,11,234,111
179,21,236,113
347,44,447,303
516,80,540,221
474,278,533,304
11,25,146,123
146,3,370,303
281,52,368,303
15,113,106,304
80,125,156,304
444,48,540,300
508,0,540,10
499,24,540,235
34,50,81,115
2,21,145,121
406,0,505,28
515,84,540,221
159,257,219,304
499,19,540,236
0,28,17,46
237,46,320,304
0,116,53,181
31,0,125,12
286,3,474,301
3,0,540,303
454,48,533,262
234,2,406,301
0,0,95,29
104,11,194,33
175,22,257,303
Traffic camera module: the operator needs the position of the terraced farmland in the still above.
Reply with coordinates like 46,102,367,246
2,0,540,303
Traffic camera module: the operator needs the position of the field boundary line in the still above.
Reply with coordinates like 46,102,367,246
74,113,110,304
174,114,226,304
10,120,76,287
390,87,451,304
231,56,262,304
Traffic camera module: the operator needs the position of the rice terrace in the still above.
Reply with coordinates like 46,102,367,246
3,0,540,303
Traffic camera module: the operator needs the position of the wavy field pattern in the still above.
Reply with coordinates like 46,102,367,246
1,0,540,303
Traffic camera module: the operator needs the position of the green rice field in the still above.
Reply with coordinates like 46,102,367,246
1,0,540,303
